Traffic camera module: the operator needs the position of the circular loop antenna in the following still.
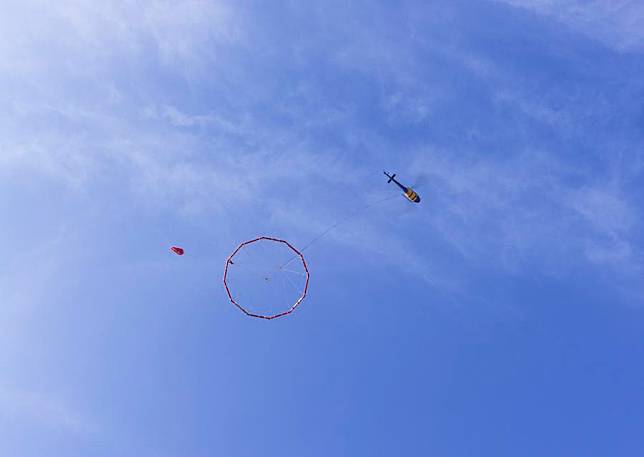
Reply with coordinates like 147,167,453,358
223,236,310,320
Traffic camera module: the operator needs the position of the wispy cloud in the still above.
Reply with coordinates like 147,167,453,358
497,0,644,51
412,148,640,275
1,0,642,303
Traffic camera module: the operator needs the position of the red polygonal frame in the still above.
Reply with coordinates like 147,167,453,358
223,236,310,320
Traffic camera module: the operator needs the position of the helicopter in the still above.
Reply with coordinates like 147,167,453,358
384,171,421,203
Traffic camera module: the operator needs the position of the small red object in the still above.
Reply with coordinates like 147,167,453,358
170,246,184,256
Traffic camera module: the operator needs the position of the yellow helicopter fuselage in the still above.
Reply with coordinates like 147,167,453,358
404,187,420,203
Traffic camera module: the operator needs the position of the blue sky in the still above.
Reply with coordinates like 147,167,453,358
2,1,644,455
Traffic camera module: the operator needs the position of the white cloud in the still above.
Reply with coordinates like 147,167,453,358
0,0,241,87
410,148,640,275
567,186,634,238
143,0,241,68
497,0,644,51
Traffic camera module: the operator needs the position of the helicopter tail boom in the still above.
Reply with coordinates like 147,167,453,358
384,171,396,183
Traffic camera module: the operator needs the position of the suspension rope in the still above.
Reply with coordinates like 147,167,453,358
279,194,399,269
